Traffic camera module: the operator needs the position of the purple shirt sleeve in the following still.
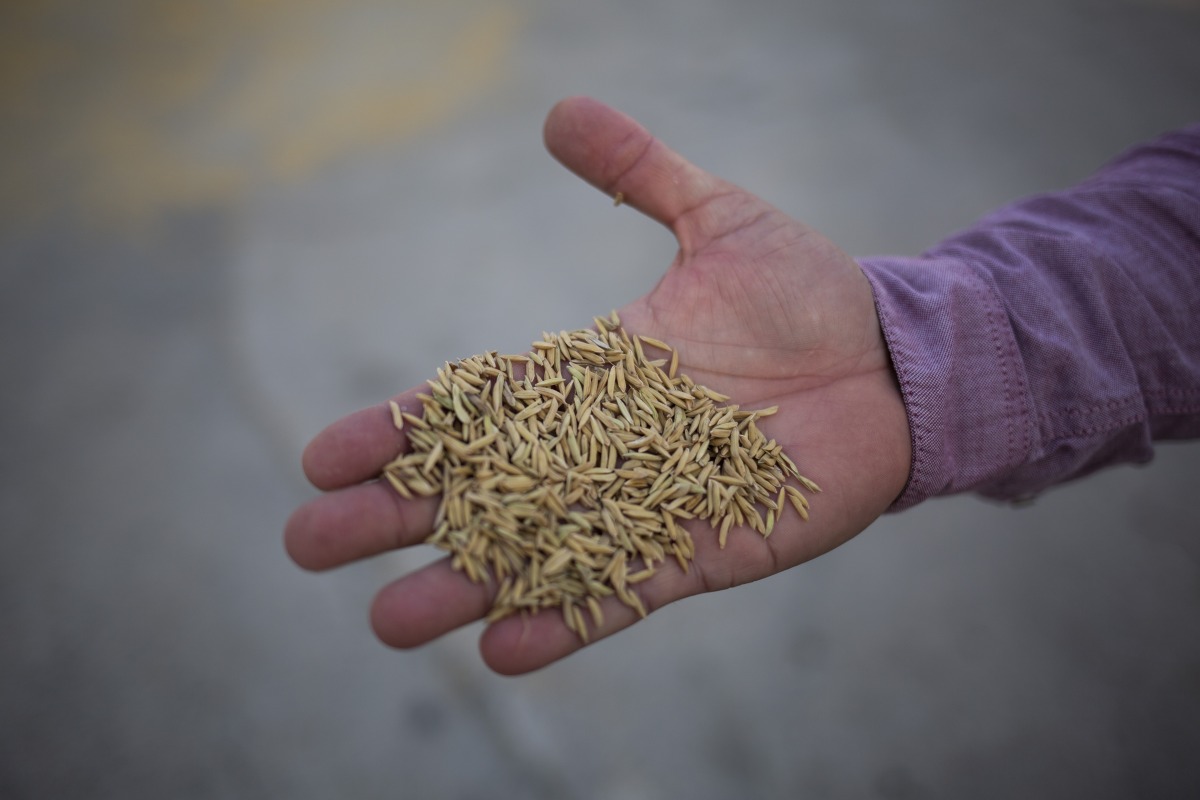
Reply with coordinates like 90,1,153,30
859,124,1200,511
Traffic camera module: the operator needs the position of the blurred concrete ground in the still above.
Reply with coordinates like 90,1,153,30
2,0,1200,797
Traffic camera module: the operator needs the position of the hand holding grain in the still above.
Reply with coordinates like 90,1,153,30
284,97,911,675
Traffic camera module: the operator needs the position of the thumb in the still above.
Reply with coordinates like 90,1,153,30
543,97,742,251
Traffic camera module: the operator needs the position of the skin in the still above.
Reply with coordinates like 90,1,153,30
284,96,912,675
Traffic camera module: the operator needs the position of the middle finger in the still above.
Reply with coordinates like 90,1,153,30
284,480,438,571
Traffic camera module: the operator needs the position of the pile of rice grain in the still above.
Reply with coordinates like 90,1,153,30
382,312,819,641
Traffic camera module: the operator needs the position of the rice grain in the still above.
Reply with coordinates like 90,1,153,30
380,313,819,640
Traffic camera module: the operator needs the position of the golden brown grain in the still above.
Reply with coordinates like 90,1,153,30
389,400,405,431
380,313,820,640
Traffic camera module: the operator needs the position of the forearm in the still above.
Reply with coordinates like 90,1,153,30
861,124,1200,510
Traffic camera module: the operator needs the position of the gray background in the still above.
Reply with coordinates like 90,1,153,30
2,0,1199,798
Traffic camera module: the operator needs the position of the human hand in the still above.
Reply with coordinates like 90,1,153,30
284,97,911,674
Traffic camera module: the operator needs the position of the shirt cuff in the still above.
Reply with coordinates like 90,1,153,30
858,256,1034,511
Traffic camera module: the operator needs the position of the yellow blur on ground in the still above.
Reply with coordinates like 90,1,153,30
0,0,523,228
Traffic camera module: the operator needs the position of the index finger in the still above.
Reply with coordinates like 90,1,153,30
301,387,424,491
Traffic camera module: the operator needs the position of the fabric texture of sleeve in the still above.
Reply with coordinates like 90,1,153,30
859,124,1200,511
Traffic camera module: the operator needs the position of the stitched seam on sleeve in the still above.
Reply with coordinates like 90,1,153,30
863,270,922,509
970,264,1032,482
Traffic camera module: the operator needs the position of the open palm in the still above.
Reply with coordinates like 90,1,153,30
285,97,911,674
